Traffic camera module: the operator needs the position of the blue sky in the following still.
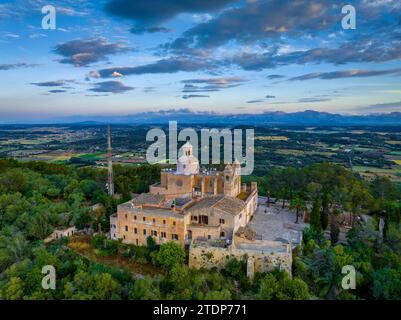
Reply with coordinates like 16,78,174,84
0,0,401,121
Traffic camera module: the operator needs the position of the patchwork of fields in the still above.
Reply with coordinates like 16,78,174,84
1,124,400,182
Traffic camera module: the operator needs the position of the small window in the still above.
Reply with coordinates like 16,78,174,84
135,239,138,245
172,234,179,240
219,218,225,224
125,226,128,232
134,215,137,220
207,235,211,239
134,228,137,234
152,230,157,237
220,231,225,237
123,235,126,240
163,220,166,224
143,229,147,235
161,232,166,238
153,218,156,223
143,217,146,222
125,214,127,219
173,221,176,226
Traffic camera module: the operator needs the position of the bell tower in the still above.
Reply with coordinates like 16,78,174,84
223,164,235,197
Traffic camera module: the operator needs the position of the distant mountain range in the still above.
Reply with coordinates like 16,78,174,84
2,110,401,126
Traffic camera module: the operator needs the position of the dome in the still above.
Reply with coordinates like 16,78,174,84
176,142,199,175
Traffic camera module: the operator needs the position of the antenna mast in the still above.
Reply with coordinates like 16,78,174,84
107,125,114,196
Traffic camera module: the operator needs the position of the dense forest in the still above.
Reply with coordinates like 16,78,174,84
0,159,400,300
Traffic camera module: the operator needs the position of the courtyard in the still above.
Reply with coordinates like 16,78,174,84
248,199,308,247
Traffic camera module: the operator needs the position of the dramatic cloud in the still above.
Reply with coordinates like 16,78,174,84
290,68,401,81
168,0,339,50
162,0,401,72
231,37,401,71
182,94,210,99
96,58,214,77
181,77,247,92
54,38,131,67
104,0,235,25
0,62,38,70
89,81,134,93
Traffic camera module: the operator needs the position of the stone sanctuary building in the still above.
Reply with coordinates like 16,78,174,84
110,142,293,276
110,142,258,246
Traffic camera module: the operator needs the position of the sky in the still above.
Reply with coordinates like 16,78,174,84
0,0,401,121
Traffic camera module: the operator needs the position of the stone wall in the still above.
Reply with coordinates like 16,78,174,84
188,240,292,276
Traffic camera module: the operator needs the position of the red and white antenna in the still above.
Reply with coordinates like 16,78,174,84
106,125,114,196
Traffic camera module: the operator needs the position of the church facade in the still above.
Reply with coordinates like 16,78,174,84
110,142,258,247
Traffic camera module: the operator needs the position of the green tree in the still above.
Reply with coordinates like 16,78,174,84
4,277,25,300
276,277,309,300
310,199,321,232
290,196,305,224
156,242,185,270
320,192,330,230
257,273,278,299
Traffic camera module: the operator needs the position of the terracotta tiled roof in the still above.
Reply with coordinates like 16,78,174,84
186,195,245,215
214,196,245,215
132,193,165,206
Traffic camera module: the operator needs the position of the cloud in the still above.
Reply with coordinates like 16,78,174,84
31,80,72,87
265,95,276,99
290,68,401,81
130,26,172,34
53,38,131,67
192,13,213,23
182,94,210,99
161,0,401,72
96,58,214,77
48,89,67,94
267,74,285,80
3,33,20,39
356,100,401,113
181,77,247,92
0,62,38,70
246,99,264,104
104,0,235,25
57,6,89,17
144,87,156,93
232,35,401,71
111,71,123,77
168,0,338,50
297,97,331,103
89,81,134,93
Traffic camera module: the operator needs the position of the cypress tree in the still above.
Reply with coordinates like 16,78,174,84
310,199,321,231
